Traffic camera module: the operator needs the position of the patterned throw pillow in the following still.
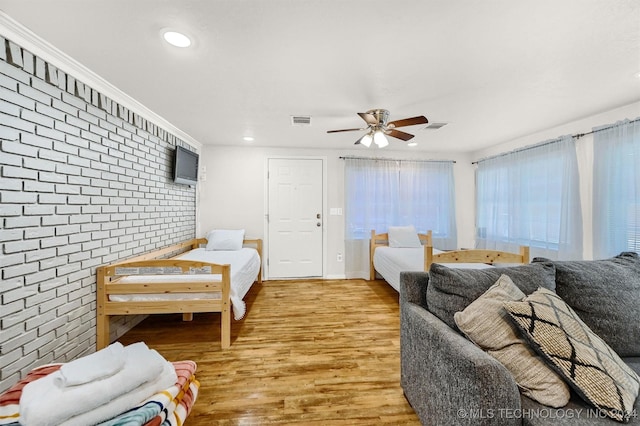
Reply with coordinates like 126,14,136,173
454,275,570,407
504,288,640,422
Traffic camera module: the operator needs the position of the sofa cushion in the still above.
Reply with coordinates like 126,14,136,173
505,288,640,423
454,274,570,407
532,252,640,357
426,261,556,330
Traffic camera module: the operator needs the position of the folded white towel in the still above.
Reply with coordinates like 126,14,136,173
54,342,125,388
59,360,177,426
20,342,166,426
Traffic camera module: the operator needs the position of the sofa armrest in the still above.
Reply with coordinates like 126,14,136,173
400,301,522,425
400,271,430,308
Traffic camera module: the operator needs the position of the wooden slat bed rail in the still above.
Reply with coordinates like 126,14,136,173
105,281,223,294
424,245,530,269
114,238,202,264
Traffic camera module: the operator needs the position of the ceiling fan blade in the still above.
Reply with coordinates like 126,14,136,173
387,116,428,128
327,128,365,133
386,129,415,141
357,112,378,125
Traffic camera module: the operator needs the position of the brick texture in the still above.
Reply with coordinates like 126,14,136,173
0,38,197,392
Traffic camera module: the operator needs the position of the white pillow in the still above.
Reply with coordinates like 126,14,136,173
387,225,422,248
205,229,245,251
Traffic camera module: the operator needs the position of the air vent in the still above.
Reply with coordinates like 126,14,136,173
424,122,448,130
291,115,312,126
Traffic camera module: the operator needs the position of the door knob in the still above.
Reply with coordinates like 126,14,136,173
316,222,321,227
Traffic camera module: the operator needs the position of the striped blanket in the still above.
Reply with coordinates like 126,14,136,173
0,361,199,426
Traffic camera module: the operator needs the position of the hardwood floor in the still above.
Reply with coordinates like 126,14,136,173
118,279,420,425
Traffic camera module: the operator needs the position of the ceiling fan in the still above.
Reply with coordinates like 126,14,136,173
327,109,428,148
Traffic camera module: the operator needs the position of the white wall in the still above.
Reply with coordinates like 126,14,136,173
471,101,640,259
197,146,475,278
198,102,640,276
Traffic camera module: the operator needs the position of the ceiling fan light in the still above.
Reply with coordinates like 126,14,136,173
360,133,373,147
373,131,388,148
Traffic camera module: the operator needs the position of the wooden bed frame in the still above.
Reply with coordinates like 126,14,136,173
369,230,433,280
369,229,529,280
96,237,262,351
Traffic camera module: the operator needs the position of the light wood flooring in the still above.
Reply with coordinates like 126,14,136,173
118,279,420,425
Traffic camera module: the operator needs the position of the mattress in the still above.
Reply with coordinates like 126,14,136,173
373,246,492,291
109,247,261,320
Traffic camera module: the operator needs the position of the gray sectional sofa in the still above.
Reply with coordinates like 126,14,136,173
400,253,640,425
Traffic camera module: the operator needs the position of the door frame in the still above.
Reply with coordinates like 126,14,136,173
263,156,328,280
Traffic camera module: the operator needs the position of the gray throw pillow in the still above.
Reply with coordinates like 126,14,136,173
532,252,640,356
426,262,556,330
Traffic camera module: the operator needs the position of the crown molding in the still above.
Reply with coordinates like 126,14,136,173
0,11,202,150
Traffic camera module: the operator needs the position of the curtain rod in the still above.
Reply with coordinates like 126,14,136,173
339,156,456,164
472,117,640,165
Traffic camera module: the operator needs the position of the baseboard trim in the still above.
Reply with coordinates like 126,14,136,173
325,274,347,280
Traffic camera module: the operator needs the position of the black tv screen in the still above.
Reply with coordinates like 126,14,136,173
173,145,199,185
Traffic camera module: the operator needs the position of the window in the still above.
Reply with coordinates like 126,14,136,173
344,158,457,248
476,136,583,260
593,119,640,257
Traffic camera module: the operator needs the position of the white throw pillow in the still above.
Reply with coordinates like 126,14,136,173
387,225,422,248
206,229,245,251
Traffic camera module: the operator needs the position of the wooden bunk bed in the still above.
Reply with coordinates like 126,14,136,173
96,237,262,351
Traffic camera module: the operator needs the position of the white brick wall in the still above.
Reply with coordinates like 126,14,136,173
0,38,197,392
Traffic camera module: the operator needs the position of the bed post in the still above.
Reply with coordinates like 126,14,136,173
221,264,231,349
96,266,109,350
520,246,530,264
369,230,376,280
424,244,434,271
257,239,263,284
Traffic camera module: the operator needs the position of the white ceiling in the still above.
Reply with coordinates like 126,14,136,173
1,0,639,152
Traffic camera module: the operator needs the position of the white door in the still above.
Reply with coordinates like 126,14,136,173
268,158,323,278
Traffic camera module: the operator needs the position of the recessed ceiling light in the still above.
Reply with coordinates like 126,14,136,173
243,136,254,142
163,31,191,48
408,142,418,147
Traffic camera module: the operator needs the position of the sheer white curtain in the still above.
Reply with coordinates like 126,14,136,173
476,136,583,260
593,119,640,258
399,161,457,249
344,158,457,278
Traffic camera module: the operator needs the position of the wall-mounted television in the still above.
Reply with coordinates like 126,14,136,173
173,145,199,186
